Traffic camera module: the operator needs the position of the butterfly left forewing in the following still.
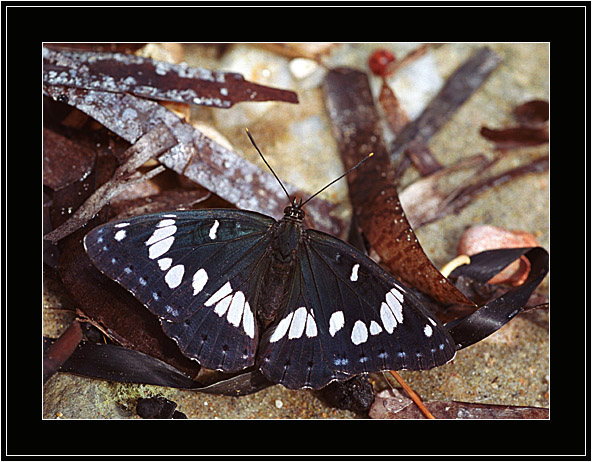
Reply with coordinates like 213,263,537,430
84,209,275,373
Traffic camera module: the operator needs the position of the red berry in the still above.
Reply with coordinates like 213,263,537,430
368,49,396,77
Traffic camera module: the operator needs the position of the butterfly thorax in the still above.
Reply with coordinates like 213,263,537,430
257,206,304,326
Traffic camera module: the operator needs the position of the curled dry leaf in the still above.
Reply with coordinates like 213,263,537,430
480,126,549,150
480,99,549,150
457,225,539,286
44,125,202,376
43,46,298,108
323,67,473,307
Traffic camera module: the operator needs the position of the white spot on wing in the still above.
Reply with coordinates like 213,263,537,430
329,311,345,337
369,320,382,335
386,289,404,324
192,269,208,295
156,219,175,228
350,263,360,282
165,264,185,289
270,312,293,343
390,287,404,303
380,302,397,334
114,230,126,241
351,320,368,345
305,312,317,338
227,291,245,327
145,225,177,246
205,281,232,307
242,302,255,339
158,257,172,271
114,222,130,228
288,307,308,339
213,295,232,317
148,236,174,259
424,324,433,337
209,220,220,240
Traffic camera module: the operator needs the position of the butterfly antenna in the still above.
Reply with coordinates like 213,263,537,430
245,128,292,203
300,152,374,207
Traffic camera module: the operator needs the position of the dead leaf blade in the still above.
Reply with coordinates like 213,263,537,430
43,46,298,108
323,67,474,306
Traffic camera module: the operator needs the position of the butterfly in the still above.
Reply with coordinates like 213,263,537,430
83,130,456,390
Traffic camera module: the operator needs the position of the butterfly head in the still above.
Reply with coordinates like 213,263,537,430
283,197,305,221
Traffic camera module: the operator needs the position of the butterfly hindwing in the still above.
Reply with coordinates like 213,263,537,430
258,229,456,389
83,209,275,373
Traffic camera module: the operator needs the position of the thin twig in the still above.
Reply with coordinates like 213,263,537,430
389,370,435,419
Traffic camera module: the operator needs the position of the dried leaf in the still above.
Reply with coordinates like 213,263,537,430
43,321,82,383
399,154,492,228
446,247,549,349
444,155,549,216
323,67,474,306
390,47,502,170
370,389,548,419
59,340,201,388
378,81,409,135
457,225,539,286
481,99,549,149
480,126,549,150
58,340,274,396
43,46,298,108
399,154,549,228
43,128,95,191
43,85,344,235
